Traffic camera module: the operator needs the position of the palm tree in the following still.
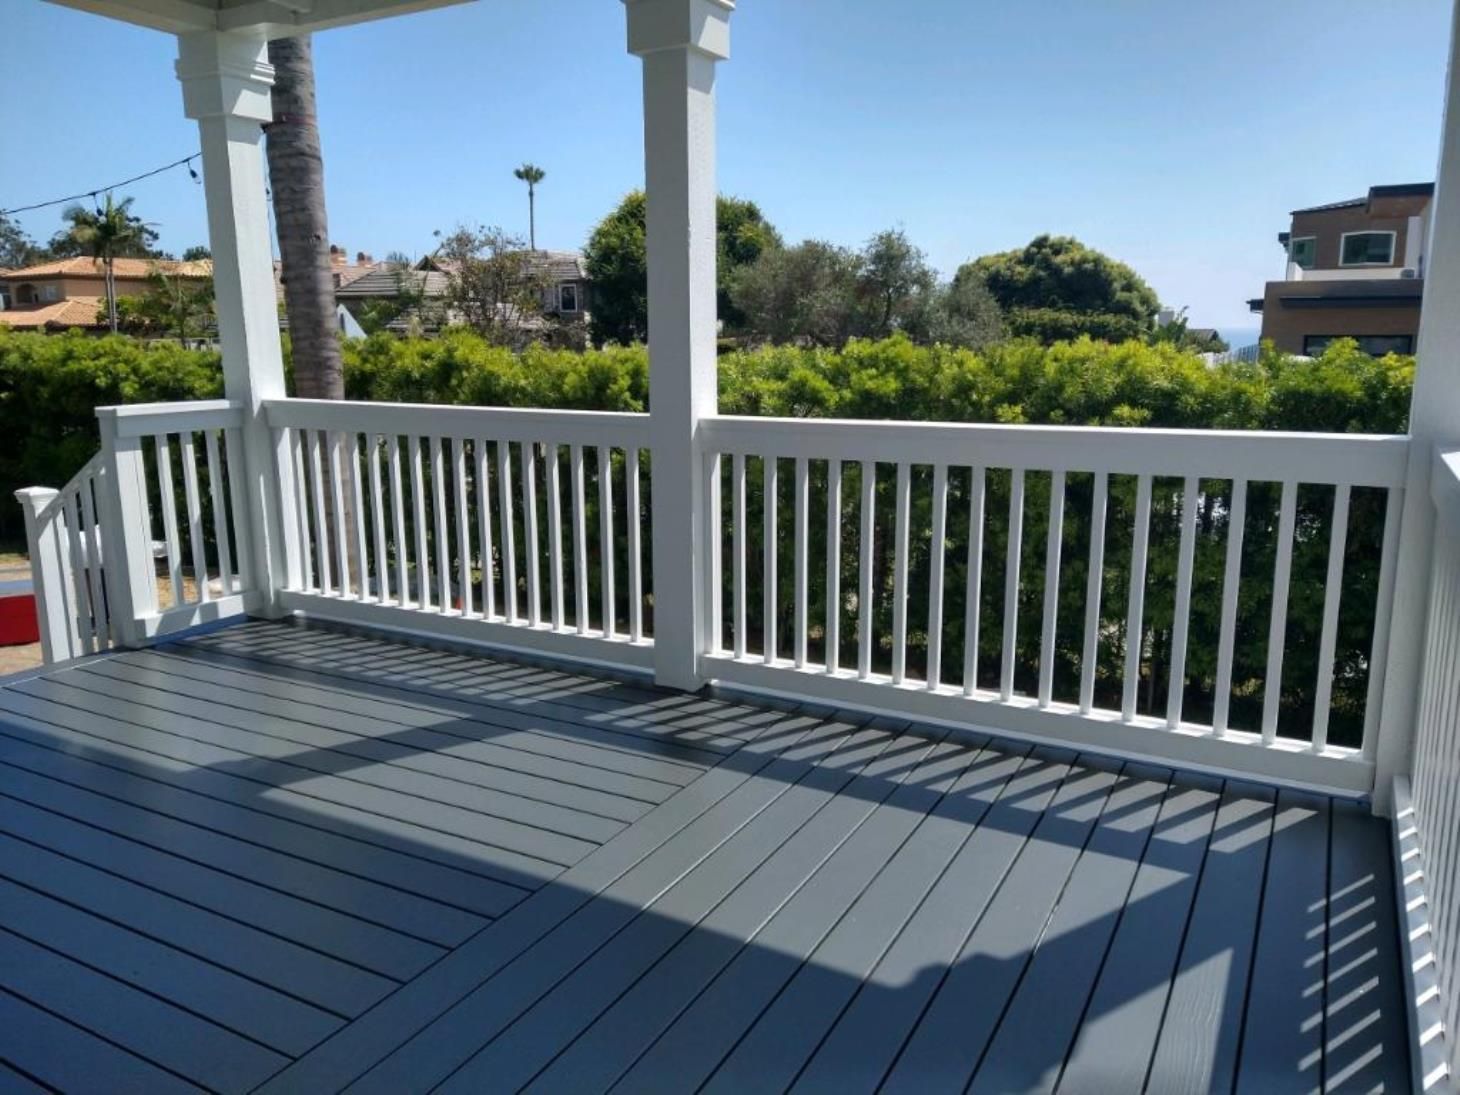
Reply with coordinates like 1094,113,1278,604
265,34,342,402
514,163,546,251
62,194,144,333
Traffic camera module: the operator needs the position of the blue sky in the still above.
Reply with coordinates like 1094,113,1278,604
1,0,1452,329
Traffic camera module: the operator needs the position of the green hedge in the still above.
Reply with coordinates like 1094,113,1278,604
0,327,1413,745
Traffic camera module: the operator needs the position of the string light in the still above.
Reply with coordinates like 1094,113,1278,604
1,153,202,217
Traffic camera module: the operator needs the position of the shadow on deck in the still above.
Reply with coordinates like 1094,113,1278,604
0,618,1411,1093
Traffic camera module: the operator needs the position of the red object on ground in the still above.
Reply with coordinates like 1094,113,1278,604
0,583,40,645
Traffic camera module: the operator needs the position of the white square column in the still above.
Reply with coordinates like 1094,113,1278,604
625,0,731,690
1374,0,1460,810
176,31,299,606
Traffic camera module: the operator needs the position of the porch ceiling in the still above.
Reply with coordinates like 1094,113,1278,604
43,0,472,36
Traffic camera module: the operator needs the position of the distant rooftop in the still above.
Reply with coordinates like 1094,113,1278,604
1291,182,1434,216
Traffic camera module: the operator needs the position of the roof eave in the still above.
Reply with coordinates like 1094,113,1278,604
43,0,472,36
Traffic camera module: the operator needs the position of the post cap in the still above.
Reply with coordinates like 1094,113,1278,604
175,30,275,123
625,0,732,60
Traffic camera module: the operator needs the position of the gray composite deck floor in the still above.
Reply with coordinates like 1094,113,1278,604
0,618,1411,1093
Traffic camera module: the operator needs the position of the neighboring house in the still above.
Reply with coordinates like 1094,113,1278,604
0,256,212,332
338,250,592,336
336,266,453,334
1248,182,1432,355
523,250,591,322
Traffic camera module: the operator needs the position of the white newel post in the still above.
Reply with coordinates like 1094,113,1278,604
625,0,731,691
95,410,158,646
14,488,72,664
175,31,299,609
1373,0,1460,813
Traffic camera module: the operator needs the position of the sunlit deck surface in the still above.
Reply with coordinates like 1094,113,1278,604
0,618,1411,1093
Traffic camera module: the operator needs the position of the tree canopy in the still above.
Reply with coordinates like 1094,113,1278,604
583,191,781,345
961,234,1160,345
728,229,1004,351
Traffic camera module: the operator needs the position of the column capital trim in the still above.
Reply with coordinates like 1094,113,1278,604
175,31,275,123
625,0,732,61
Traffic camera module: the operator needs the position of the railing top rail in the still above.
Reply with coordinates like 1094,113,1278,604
264,398,650,447
97,399,245,438
700,414,1411,488
1432,447,1460,539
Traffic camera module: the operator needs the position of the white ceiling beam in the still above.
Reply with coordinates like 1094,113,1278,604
45,0,469,35
44,0,218,33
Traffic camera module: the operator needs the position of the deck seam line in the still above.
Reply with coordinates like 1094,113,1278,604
395,719,847,1093
0,745,529,918
873,749,1085,1091
0,721,555,896
774,738,1013,1094
0,706,578,875
0,984,214,1095
183,632,752,757
680,727,969,1094
466,722,926,1093
0,925,304,1067
250,710,823,1092
7,677,625,852
128,648,697,794
1044,770,1179,1092
0,783,463,959
53,664,661,824
961,758,1133,1091
0,852,374,1022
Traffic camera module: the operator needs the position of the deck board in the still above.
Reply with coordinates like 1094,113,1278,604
0,618,1413,1093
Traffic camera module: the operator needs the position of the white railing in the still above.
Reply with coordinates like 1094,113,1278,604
698,416,1410,793
15,400,261,665
1397,448,1460,1091
264,399,653,671
15,454,112,663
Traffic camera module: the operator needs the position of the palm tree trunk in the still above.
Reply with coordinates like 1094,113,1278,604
105,257,118,333
266,34,342,401
528,186,536,251
266,35,358,585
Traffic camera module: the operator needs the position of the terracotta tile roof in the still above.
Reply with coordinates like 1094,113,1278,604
0,257,212,280
0,297,106,329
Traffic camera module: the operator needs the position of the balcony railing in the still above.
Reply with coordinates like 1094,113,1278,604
17,398,1419,793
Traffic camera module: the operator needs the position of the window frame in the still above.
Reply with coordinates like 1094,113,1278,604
1288,235,1317,269
557,282,580,313
1338,230,1397,267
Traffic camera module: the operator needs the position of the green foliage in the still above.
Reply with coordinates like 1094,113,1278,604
0,213,44,269
583,191,780,345
728,229,1003,351
115,269,216,344
0,329,223,541
0,325,1412,743
965,234,1161,345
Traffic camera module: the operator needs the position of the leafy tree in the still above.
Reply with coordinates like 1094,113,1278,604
60,194,149,332
727,240,861,348
924,269,1005,349
963,234,1160,345
181,245,212,262
856,229,937,339
115,268,216,345
0,213,43,269
513,164,546,251
729,229,1003,350
435,225,550,348
584,191,780,345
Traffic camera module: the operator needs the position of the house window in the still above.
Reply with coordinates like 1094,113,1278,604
1339,231,1396,266
558,283,580,313
1289,236,1316,269
1302,334,1413,356
40,284,59,302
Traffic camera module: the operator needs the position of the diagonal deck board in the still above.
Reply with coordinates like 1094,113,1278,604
0,618,1412,1092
